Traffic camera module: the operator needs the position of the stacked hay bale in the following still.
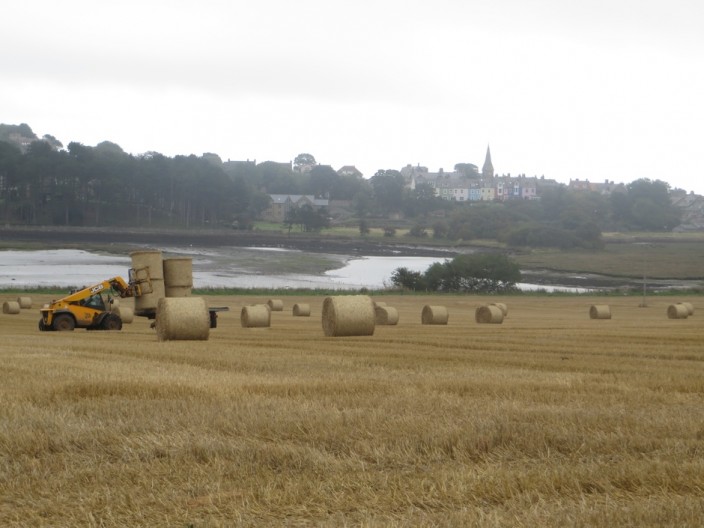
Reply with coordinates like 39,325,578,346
421,305,448,325
17,296,32,309
155,297,210,341
267,299,284,312
667,304,689,319
163,258,193,297
3,301,20,314
589,305,612,320
241,305,272,328
292,303,311,317
475,304,504,324
322,295,375,337
374,304,399,326
130,250,166,316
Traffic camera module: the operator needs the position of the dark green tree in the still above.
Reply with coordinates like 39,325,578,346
352,187,374,218
390,267,426,291
454,163,479,178
307,165,340,198
293,153,316,172
403,183,445,217
393,253,521,293
285,204,329,233
624,179,680,230
370,169,405,214
256,161,299,194
0,141,22,222
359,219,370,235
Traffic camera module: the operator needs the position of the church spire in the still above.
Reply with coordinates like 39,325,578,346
482,145,494,178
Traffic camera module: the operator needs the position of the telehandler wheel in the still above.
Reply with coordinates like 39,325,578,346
101,313,123,331
38,319,51,331
52,314,76,331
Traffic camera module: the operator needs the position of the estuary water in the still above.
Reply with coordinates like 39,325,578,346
0,247,588,292
0,248,439,290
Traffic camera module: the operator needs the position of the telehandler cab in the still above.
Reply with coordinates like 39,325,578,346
38,276,142,331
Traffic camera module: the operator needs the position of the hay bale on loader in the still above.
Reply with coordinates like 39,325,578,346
131,250,166,315
589,305,612,320
3,301,20,315
241,305,272,328
322,295,375,337
421,305,448,325
17,296,32,309
375,305,399,326
475,304,504,324
292,303,311,317
667,304,689,319
155,297,210,341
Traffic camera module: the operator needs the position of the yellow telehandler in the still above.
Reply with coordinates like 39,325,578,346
38,276,142,331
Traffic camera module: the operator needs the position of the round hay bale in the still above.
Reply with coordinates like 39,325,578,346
292,303,311,317
322,295,375,337
373,301,387,308
155,297,209,341
130,250,164,279
134,278,166,315
163,258,193,297
164,285,192,298
589,305,612,320
131,250,166,314
667,304,689,319
375,305,399,326
678,302,694,316
421,305,448,325
114,306,134,324
17,296,32,309
110,297,120,309
241,304,272,328
490,302,508,317
475,304,504,324
267,299,284,312
3,301,21,315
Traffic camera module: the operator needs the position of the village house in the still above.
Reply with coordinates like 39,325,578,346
568,179,625,194
262,194,329,223
337,165,364,179
671,191,704,231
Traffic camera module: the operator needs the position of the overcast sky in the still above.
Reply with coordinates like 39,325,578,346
3,1,703,194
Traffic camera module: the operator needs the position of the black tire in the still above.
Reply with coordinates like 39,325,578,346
101,313,122,331
52,313,76,331
38,318,52,331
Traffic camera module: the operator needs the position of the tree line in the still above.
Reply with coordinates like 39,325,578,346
0,133,682,248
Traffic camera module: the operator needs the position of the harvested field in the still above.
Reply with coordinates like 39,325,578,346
2,294,704,526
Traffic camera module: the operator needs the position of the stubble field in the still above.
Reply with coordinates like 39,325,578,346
1,293,703,527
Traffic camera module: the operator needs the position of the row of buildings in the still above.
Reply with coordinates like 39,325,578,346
259,146,704,230
402,146,549,202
